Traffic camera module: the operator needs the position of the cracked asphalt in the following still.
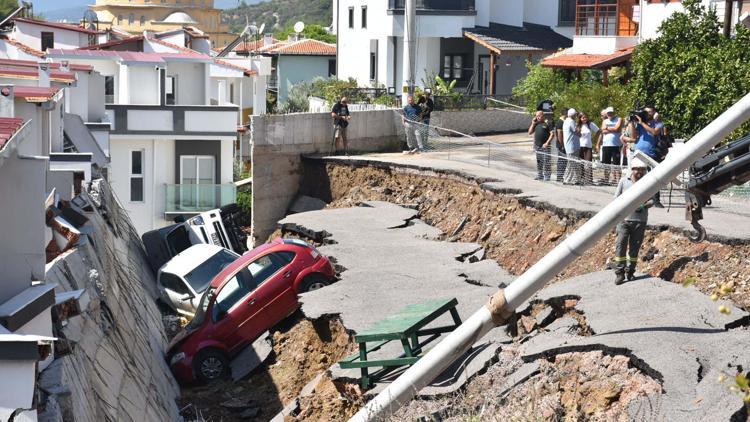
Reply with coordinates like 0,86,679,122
278,201,750,418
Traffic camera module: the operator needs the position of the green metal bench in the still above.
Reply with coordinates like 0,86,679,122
338,297,462,389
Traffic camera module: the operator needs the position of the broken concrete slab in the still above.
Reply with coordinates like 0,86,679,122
288,195,327,214
519,271,750,421
230,332,273,381
496,361,540,399
279,201,513,395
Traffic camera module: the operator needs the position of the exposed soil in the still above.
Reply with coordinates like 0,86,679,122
288,375,364,421
179,312,356,421
302,161,750,311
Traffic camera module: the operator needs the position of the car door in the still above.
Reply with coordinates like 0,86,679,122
232,253,298,348
160,272,194,315
208,268,258,351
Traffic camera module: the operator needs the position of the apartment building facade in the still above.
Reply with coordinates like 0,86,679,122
333,0,574,96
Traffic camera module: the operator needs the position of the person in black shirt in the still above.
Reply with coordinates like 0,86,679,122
554,109,567,182
331,96,351,155
528,111,553,181
417,92,434,147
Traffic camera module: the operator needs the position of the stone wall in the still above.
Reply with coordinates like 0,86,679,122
40,180,180,422
251,110,402,243
430,109,531,135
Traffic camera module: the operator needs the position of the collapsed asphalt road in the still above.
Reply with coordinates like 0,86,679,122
278,201,749,419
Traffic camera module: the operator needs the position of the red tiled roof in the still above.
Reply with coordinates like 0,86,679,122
262,39,336,56
541,47,635,69
0,57,92,72
12,86,61,102
14,17,98,35
184,26,210,39
0,117,24,151
229,38,279,53
0,36,44,58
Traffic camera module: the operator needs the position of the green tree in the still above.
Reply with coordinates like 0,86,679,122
276,24,336,43
512,62,569,113
0,0,19,19
630,0,750,139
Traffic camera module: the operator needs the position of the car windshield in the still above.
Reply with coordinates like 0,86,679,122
188,287,215,330
183,249,239,293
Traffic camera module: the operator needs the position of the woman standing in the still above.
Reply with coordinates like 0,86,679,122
578,112,599,185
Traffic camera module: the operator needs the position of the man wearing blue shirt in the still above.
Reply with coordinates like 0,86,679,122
631,106,665,207
402,95,423,154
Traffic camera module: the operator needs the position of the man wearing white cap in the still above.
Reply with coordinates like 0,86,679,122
612,156,654,285
598,106,623,184
562,108,581,184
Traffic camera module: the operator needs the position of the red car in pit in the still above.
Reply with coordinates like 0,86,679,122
166,238,335,383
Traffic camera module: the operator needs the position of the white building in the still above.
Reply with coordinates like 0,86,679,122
333,0,573,96
47,41,262,234
542,0,750,75
4,17,99,51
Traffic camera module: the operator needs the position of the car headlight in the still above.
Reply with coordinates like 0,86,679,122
170,352,186,365
189,216,205,226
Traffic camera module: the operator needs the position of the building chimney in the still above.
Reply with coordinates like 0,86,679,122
263,34,274,46
288,34,300,42
38,61,51,87
59,60,70,72
0,85,15,118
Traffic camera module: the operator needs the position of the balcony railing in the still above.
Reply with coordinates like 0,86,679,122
576,1,638,37
388,0,475,12
165,183,236,214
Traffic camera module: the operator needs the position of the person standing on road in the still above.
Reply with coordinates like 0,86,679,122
562,108,581,185
529,110,553,181
402,95,423,154
577,112,598,185
331,96,351,155
417,92,434,148
613,156,654,285
631,106,665,207
596,106,624,185
554,109,567,182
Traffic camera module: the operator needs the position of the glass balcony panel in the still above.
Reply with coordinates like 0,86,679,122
165,184,237,213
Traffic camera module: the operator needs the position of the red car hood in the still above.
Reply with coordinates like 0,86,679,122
167,327,194,353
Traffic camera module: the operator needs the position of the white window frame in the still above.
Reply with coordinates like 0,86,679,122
180,155,216,208
129,149,145,203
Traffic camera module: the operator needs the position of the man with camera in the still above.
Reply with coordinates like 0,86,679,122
529,110,553,181
630,106,665,207
331,96,351,155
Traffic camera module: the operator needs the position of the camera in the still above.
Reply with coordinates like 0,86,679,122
629,102,649,122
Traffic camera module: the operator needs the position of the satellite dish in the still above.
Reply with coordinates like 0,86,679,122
258,23,265,35
293,21,305,34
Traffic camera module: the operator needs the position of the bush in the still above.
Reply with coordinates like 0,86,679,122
279,81,313,113
630,0,750,139
512,62,632,122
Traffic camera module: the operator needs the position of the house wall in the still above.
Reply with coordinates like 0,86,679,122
524,0,576,39
166,62,207,105
50,101,64,153
128,66,160,104
15,102,44,156
87,72,106,122
13,22,90,51
109,134,234,234
277,55,332,102
640,1,687,40
0,40,41,60
66,70,90,121
0,155,47,302
490,0,524,26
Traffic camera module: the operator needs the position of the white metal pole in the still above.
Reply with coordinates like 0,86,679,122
350,91,750,422
402,0,416,102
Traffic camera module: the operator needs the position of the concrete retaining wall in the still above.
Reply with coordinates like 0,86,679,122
431,109,531,135
251,110,402,243
40,180,180,422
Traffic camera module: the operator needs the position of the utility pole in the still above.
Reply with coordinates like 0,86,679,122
402,0,416,102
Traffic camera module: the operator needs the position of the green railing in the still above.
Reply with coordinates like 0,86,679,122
165,183,236,213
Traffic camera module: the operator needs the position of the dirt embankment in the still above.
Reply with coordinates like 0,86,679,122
302,161,750,311
179,312,357,421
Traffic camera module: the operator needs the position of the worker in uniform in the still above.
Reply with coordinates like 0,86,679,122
613,156,653,285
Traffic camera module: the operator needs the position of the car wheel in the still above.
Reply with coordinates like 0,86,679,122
300,274,329,293
193,349,228,382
